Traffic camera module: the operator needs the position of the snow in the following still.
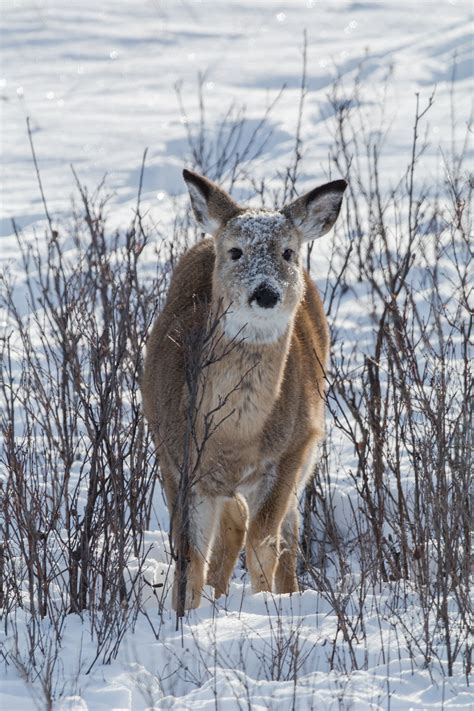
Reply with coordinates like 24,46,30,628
2,0,472,233
2,584,471,710
1,1,472,709
232,212,287,236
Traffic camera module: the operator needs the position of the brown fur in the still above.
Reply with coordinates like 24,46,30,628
141,170,346,609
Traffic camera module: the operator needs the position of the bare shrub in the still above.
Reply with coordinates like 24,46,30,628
302,73,472,677
0,162,167,687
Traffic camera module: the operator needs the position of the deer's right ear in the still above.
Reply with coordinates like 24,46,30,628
282,179,347,242
183,169,240,236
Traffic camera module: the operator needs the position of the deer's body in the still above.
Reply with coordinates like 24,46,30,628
142,171,346,610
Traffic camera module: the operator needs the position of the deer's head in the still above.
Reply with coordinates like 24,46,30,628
184,169,347,344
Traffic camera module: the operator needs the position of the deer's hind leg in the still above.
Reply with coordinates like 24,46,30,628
207,496,248,598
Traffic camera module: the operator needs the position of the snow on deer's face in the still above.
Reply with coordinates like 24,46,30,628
213,210,305,344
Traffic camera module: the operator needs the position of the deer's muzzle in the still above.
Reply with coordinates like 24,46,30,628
249,284,280,309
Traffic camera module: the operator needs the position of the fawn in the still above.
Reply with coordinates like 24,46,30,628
141,169,347,611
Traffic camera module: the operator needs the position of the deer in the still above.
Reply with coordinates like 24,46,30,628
141,169,347,612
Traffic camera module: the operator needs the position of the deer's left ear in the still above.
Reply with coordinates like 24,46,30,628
183,169,240,236
282,179,347,242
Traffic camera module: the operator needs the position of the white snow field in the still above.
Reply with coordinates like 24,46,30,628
1,1,472,709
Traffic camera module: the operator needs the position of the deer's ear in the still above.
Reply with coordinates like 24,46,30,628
282,179,347,242
183,169,240,236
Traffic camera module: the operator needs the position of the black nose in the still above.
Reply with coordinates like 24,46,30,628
250,285,279,309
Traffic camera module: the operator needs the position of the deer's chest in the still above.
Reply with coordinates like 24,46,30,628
203,349,284,441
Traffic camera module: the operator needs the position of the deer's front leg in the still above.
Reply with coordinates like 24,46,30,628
246,515,280,593
274,503,299,594
245,456,301,594
207,495,248,597
172,493,219,612
246,490,287,594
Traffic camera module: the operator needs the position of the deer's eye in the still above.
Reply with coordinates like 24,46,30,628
282,248,294,262
229,248,243,261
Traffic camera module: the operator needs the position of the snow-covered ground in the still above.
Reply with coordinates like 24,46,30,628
2,0,472,233
1,1,472,709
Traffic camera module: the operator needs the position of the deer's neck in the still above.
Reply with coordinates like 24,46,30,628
202,319,293,442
